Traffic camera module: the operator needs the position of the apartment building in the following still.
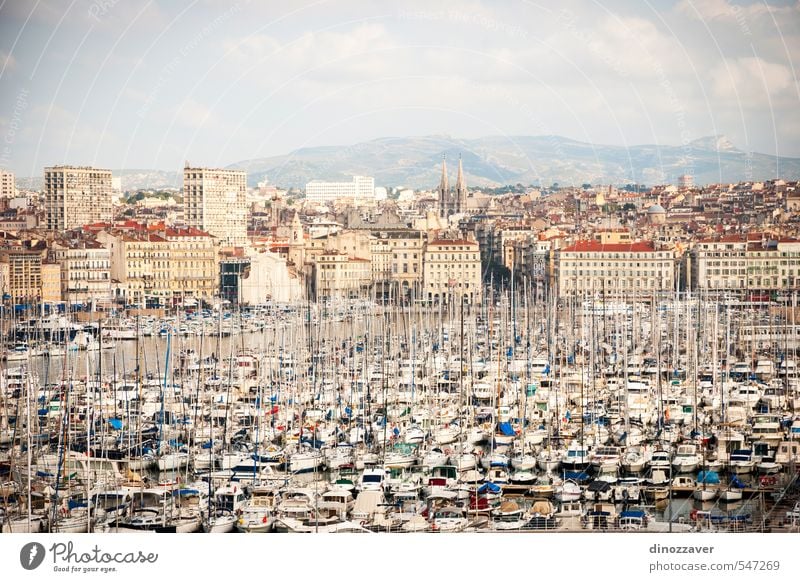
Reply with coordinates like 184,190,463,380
558,240,675,296
183,166,248,247
45,166,114,230
422,238,481,304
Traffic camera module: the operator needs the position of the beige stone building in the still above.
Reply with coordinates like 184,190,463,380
0,261,8,300
45,166,114,231
690,235,800,291
98,230,171,307
314,252,372,299
50,239,112,305
422,238,481,304
690,235,749,291
99,225,218,307
390,231,426,297
41,262,61,303
164,226,218,303
558,240,675,296
0,248,53,305
183,166,248,247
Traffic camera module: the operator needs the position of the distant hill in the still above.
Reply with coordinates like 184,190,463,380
17,135,800,191
228,134,800,189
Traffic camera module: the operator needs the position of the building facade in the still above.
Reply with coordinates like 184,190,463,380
0,169,14,198
558,240,675,296
305,176,375,203
164,226,218,303
0,249,48,305
690,235,800,291
45,166,114,231
313,252,372,299
98,230,171,308
183,166,248,247
422,238,481,304
50,240,112,305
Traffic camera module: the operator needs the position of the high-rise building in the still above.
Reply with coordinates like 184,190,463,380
437,155,467,219
305,176,374,203
0,169,15,198
45,166,114,231
183,165,248,247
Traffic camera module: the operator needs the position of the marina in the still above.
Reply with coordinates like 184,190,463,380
2,290,799,533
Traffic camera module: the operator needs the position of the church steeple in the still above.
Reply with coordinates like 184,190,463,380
455,154,467,213
439,155,449,193
288,211,305,266
437,154,450,218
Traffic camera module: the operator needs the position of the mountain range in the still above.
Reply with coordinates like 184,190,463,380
17,135,800,191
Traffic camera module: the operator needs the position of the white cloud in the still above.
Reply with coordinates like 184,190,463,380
711,56,794,106
223,23,393,82
174,98,219,129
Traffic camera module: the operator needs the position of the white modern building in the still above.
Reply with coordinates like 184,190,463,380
305,176,374,203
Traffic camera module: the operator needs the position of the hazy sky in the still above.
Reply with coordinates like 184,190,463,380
1,0,798,176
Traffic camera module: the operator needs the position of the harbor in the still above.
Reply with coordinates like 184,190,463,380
2,290,799,533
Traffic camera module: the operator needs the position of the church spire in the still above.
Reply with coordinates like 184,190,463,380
439,154,449,194
438,154,450,219
455,154,467,213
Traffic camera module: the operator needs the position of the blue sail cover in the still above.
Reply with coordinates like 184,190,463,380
730,476,746,489
697,471,720,484
478,482,502,494
498,422,515,436
107,418,123,430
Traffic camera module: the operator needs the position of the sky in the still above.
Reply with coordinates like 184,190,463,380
0,0,798,177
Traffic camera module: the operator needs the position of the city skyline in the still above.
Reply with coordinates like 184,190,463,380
1,0,799,179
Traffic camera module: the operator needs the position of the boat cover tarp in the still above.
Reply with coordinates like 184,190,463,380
478,482,502,494
107,418,123,430
587,480,611,492
620,510,646,518
697,471,720,485
730,476,746,489
563,471,591,483
498,422,515,436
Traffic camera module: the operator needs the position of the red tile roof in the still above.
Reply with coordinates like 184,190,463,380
165,226,211,237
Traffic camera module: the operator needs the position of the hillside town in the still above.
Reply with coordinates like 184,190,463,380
0,163,798,312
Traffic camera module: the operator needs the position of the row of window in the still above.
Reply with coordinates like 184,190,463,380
566,261,669,268
569,270,668,278
564,278,669,288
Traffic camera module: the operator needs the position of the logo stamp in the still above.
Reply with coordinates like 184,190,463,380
20,542,46,570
